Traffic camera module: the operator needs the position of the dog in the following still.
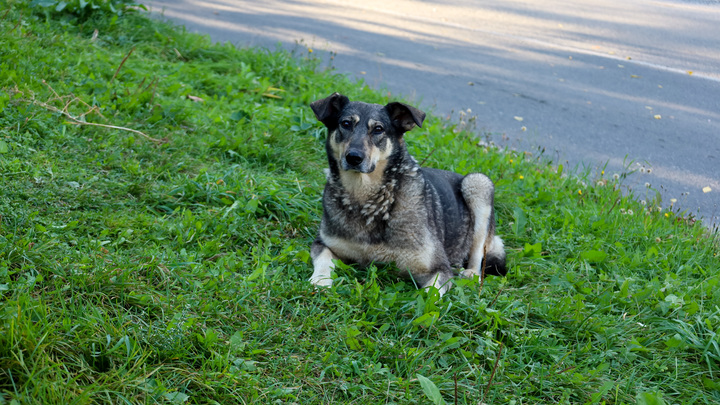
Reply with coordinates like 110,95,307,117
308,93,507,295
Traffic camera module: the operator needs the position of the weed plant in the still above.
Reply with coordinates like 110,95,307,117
0,2,719,404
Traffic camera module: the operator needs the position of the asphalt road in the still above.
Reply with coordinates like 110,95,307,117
145,0,720,228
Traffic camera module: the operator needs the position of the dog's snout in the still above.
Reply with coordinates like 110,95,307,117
345,150,365,167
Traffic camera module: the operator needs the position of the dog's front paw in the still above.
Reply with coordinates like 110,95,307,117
309,275,333,288
421,272,454,296
424,284,451,297
460,268,480,279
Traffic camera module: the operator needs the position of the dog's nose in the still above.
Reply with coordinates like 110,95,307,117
345,150,365,167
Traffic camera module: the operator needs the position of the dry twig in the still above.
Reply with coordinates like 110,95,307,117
478,244,487,296
489,286,505,308
453,371,458,405
111,47,135,83
481,342,503,404
419,145,438,167
11,82,165,144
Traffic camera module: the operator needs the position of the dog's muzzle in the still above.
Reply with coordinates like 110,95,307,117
345,149,364,166
342,149,374,173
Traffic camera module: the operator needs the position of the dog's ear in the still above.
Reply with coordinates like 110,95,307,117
385,102,425,133
310,93,350,128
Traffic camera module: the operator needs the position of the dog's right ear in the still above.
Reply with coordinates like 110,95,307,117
310,93,350,128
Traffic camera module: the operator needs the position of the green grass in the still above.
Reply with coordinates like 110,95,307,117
1,2,719,404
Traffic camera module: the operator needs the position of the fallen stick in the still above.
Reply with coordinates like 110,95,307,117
14,84,165,144
65,120,165,143
34,98,164,144
111,47,135,83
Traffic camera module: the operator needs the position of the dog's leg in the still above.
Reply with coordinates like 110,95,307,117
460,173,507,278
309,239,337,287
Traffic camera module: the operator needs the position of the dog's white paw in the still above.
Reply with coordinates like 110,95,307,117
309,275,333,288
424,284,450,297
421,273,453,296
460,269,480,279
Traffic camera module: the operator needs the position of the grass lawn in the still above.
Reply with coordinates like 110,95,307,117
1,1,719,404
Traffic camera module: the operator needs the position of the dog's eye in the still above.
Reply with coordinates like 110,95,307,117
340,120,352,129
372,125,384,135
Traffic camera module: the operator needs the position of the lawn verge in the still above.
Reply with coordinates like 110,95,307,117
1,2,719,404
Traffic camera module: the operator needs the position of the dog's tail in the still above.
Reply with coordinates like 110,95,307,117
483,235,507,277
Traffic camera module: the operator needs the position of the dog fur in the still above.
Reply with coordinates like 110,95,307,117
308,93,507,295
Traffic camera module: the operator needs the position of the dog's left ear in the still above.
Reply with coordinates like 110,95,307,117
386,102,426,133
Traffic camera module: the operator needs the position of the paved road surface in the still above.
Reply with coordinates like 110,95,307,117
145,0,720,228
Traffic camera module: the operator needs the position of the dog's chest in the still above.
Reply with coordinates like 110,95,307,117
325,177,400,227
321,179,437,270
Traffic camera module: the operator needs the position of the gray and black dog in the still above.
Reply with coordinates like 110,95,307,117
309,92,507,295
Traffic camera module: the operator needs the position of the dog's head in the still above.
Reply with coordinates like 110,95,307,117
310,93,425,174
